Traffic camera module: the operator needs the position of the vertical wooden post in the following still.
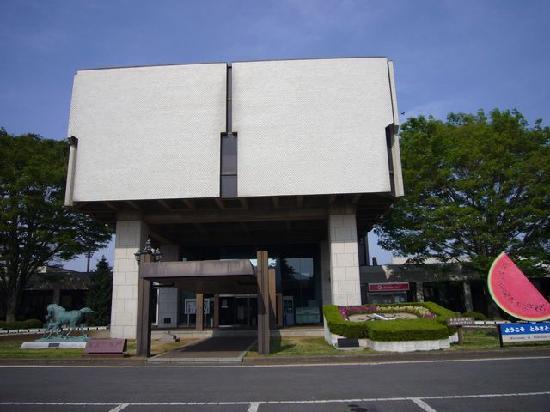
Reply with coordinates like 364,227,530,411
136,254,152,358
457,326,464,344
213,294,220,328
196,293,204,331
257,250,270,354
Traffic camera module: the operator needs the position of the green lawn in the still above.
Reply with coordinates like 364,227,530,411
246,336,373,357
0,334,184,359
246,330,550,357
0,335,84,359
451,328,550,351
3,329,548,360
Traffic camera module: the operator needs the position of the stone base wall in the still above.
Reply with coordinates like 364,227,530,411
329,214,361,306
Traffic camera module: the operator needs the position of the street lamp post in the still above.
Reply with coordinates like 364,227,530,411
134,238,162,358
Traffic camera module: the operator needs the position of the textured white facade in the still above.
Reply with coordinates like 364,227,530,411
68,63,226,202
328,214,361,306
66,58,402,202
234,58,397,197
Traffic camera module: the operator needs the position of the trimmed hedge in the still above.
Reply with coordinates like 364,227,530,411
324,305,368,338
323,302,455,342
0,319,43,330
367,319,449,342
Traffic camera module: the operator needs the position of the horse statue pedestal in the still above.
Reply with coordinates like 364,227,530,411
20,304,94,350
21,341,88,349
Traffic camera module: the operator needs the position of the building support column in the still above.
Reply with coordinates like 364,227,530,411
415,282,425,302
195,293,204,331
111,215,148,339
328,214,361,306
463,281,474,312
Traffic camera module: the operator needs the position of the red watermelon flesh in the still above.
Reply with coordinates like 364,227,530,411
488,252,550,321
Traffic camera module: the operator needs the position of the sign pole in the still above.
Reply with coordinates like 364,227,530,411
497,325,504,348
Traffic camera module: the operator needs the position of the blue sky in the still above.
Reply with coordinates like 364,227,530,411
1,0,549,270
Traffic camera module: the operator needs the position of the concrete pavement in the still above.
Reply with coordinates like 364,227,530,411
0,355,549,411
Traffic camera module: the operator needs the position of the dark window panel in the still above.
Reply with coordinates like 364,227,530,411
221,174,237,198
221,133,237,175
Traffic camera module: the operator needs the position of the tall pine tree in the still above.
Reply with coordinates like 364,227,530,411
86,256,112,325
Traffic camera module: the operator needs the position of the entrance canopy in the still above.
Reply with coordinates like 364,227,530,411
136,253,272,357
140,259,257,294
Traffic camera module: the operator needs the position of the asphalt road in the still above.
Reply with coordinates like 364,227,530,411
1,356,549,411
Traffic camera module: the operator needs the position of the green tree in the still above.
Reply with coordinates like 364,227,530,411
86,256,112,325
0,129,112,321
375,109,549,275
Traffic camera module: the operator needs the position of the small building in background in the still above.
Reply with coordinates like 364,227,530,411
3,265,90,322
360,257,550,315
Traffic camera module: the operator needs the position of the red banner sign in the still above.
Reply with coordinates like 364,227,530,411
368,282,410,292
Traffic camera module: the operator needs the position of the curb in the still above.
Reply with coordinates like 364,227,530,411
242,347,550,365
1,346,549,367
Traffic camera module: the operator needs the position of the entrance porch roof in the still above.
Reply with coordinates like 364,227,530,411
140,259,257,294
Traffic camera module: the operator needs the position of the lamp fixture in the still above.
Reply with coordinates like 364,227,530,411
134,237,163,263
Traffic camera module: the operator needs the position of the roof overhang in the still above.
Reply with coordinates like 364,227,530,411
140,259,257,293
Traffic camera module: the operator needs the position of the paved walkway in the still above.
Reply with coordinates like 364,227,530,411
150,336,257,363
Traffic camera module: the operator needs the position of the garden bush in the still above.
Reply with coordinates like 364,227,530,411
367,319,449,341
323,302,455,342
0,319,43,330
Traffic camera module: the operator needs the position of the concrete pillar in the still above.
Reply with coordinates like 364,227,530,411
156,244,180,328
111,216,148,339
463,281,474,312
328,214,361,306
320,241,332,305
415,282,425,302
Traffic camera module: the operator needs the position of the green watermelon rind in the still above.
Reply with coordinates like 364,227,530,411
487,252,550,321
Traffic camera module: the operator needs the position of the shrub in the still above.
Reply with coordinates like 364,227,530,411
324,305,369,338
367,319,449,341
0,318,43,330
462,311,487,320
323,302,455,342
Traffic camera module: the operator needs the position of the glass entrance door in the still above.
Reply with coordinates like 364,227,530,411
218,294,257,328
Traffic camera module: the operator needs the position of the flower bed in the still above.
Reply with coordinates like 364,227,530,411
324,302,457,342
339,304,436,319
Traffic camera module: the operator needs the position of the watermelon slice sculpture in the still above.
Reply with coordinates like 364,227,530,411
488,252,550,321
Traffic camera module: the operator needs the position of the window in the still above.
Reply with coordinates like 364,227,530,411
220,132,237,197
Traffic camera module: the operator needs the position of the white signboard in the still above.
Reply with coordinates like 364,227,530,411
184,299,196,315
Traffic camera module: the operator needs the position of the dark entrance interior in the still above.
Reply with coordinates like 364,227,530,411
219,295,258,328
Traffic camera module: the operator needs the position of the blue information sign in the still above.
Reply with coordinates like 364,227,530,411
499,322,550,344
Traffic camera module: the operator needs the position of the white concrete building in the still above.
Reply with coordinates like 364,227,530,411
64,57,403,338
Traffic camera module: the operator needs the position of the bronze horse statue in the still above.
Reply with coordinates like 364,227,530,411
44,304,94,337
